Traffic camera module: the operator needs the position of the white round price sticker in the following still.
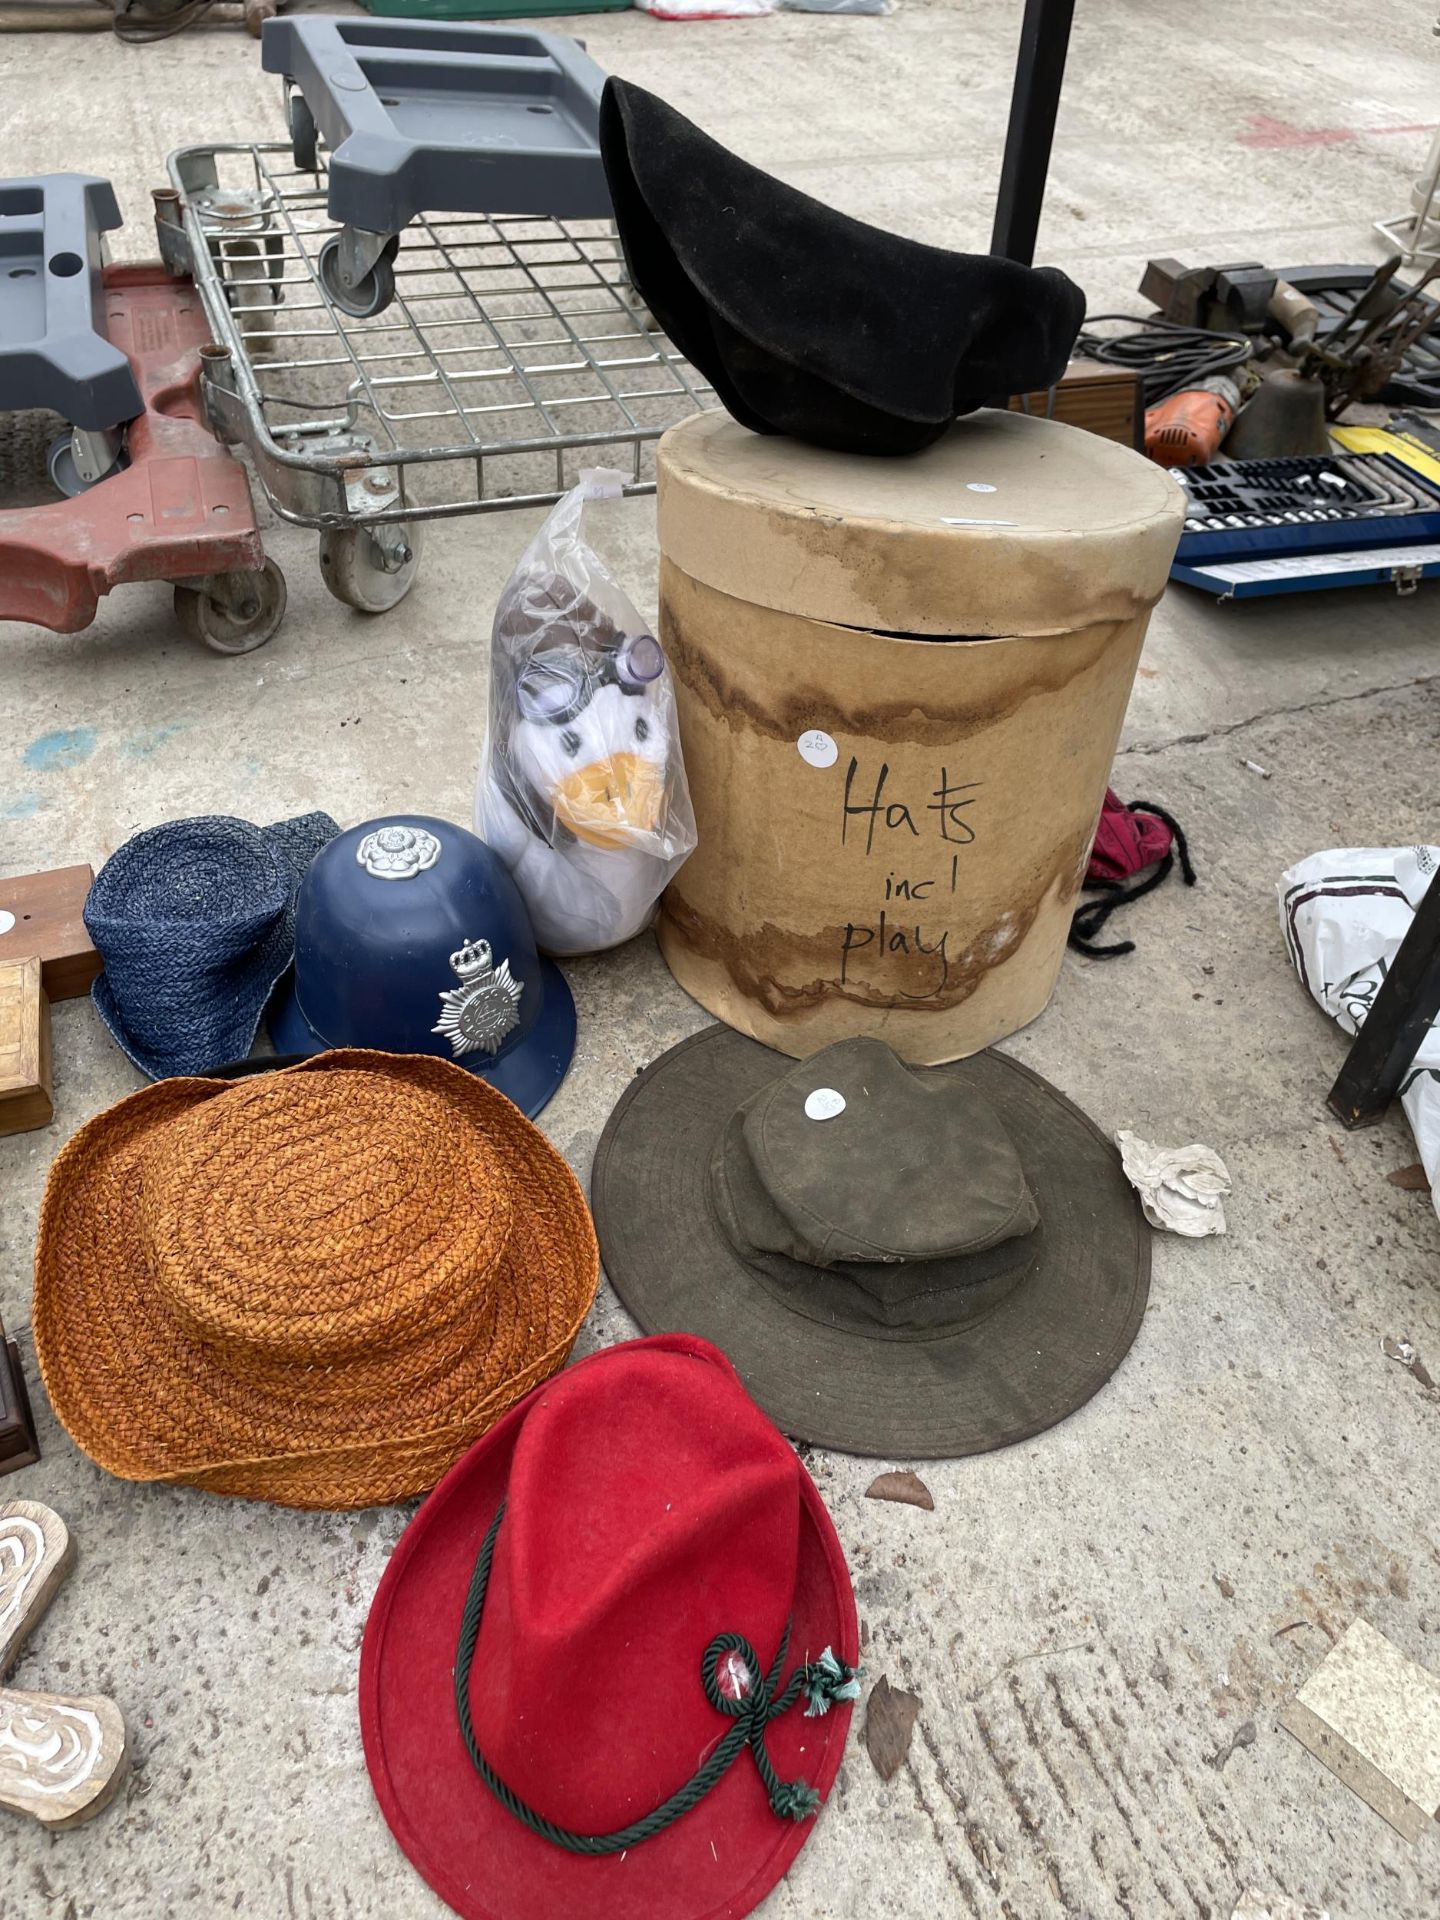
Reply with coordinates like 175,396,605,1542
804,1087,847,1121
797,729,838,770
0,910,13,938
966,481,997,494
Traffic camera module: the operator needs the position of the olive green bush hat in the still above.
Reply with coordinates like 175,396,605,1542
592,1031,1150,1457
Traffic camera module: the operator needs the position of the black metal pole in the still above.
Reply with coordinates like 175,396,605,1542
990,0,1077,265
1327,871,1440,1128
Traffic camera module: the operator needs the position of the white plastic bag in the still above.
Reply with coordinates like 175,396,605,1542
1279,845,1440,1220
477,470,697,956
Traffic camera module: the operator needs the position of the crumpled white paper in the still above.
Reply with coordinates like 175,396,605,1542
1278,846,1440,1222
1115,1131,1232,1235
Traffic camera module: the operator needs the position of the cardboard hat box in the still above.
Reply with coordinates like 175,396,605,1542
655,408,1185,1063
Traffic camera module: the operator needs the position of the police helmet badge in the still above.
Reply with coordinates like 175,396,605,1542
432,936,524,1058
357,824,442,881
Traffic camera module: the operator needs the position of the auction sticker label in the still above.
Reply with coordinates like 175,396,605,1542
804,1087,847,1121
797,729,838,769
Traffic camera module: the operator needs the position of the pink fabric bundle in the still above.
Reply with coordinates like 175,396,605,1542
1087,788,1178,883
1072,792,1194,959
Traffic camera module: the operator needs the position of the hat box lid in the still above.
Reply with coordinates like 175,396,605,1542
656,407,1185,639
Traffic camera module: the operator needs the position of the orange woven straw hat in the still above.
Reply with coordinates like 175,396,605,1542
33,1050,599,1510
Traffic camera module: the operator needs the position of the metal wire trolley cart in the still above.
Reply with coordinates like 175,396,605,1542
155,125,711,616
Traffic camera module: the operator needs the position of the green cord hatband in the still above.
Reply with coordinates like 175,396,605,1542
453,1500,861,1856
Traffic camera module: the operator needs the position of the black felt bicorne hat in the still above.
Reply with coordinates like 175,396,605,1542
600,79,1087,457
592,1031,1150,1457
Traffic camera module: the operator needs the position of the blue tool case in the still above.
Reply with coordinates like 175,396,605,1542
1169,451,1440,599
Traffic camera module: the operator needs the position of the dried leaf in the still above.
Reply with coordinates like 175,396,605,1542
1386,1163,1430,1192
863,1675,921,1782
1205,1718,1257,1770
865,1470,934,1512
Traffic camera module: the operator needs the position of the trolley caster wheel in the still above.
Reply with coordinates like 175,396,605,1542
319,521,423,613
289,90,318,174
46,429,122,498
227,249,280,362
317,233,397,320
174,559,287,655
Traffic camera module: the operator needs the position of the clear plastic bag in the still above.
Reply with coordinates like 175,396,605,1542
477,469,697,956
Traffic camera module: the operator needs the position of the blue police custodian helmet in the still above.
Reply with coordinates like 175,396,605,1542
267,816,575,1119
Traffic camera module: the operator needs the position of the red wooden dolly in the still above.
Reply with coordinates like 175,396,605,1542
0,263,286,653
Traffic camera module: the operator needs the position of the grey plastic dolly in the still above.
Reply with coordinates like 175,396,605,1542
260,17,610,319
0,174,145,493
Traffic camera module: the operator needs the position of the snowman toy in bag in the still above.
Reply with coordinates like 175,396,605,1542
477,470,696,956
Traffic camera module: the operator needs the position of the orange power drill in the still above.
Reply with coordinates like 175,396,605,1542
1144,375,1243,466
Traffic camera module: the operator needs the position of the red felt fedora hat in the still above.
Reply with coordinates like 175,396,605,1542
360,1334,859,1920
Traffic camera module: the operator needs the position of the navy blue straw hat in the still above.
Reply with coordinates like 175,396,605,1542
86,812,339,1081
268,817,575,1120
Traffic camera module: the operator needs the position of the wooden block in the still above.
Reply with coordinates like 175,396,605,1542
0,1501,73,1679
0,2,113,26
1280,1618,1440,1841
0,1689,128,1827
0,866,98,1002
0,1333,39,1478
0,959,53,1136
0,1502,127,1829
1011,357,1143,449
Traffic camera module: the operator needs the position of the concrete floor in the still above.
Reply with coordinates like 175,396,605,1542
3,2,1440,1915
